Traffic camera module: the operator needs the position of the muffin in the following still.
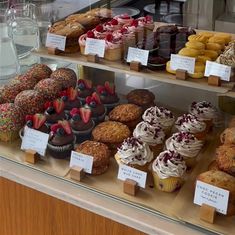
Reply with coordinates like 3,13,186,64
60,87,81,111
96,81,119,113
108,104,142,130
25,64,52,82
92,121,131,150
50,68,77,89
126,89,155,111
133,121,165,156
175,113,207,141
75,140,110,175
165,132,203,168
47,120,75,159
14,90,45,115
84,92,106,124
142,106,175,136
69,107,95,143
77,79,94,104
220,127,235,145
0,103,25,142
115,137,153,172
152,150,186,192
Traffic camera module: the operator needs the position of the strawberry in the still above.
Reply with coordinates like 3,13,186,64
33,113,46,129
80,107,91,124
44,101,52,110
104,81,115,95
95,24,103,32
96,85,105,94
120,28,128,34
83,79,92,89
131,19,138,27
53,99,65,114
145,15,152,22
70,108,80,116
25,115,33,122
87,30,95,38
106,33,113,42
92,92,101,104
85,96,92,105
59,90,67,97
110,19,118,25
58,120,72,135
67,87,78,101
51,123,61,133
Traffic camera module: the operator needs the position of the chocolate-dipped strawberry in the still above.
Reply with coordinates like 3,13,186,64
60,87,81,111
77,79,94,104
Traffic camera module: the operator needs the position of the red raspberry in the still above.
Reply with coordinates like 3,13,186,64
87,30,95,38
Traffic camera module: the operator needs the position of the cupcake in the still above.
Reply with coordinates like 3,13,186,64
60,87,81,111
133,121,165,156
108,104,142,130
96,81,119,113
103,18,122,32
14,90,45,115
142,106,175,136
189,101,217,132
152,150,186,192
69,107,95,143
44,99,66,124
113,14,133,25
47,120,75,159
175,113,207,141
115,137,153,172
75,140,110,175
165,132,203,168
25,64,52,82
84,92,106,124
77,79,94,104
50,68,77,89
126,89,155,111
0,103,25,142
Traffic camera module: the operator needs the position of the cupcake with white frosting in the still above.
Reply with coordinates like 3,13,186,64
165,132,203,168
115,137,153,172
142,106,175,136
152,150,186,192
133,121,165,156
175,113,207,140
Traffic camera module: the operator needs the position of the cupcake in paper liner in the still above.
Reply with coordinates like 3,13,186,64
77,79,94,105
152,150,186,192
47,120,75,159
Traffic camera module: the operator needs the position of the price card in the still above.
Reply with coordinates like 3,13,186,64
46,33,66,51
84,38,105,57
170,54,196,74
70,151,94,174
194,181,229,215
205,61,231,82
117,164,147,188
127,47,149,66
21,126,49,156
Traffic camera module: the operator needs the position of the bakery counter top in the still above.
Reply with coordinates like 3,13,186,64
0,156,204,235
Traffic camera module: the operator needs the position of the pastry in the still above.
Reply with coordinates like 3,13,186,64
188,34,208,44
178,47,200,57
75,140,110,175
152,150,186,192
126,89,155,111
14,90,45,115
108,103,142,129
103,19,122,32
133,121,165,156
156,25,178,34
220,127,235,145
185,41,205,51
60,87,81,111
165,131,203,168
198,31,214,39
15,74,37,89
196,55,211,64
0,103,24,142
175,113,207,140
77,79,94,104
206,42,222,52
197,170,235,216
208,160,220,171
25,64,52,82
217,40,235,67
47,120,75,159
214,33,232,44
202,50,218,60
208,36,225,47
115,137,153,172
92,121,131,150
142,106,175,136
113,14,133,25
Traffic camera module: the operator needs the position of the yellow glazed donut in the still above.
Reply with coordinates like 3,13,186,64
208,36,225,47
188,34,208,44
203,50,218,60
178,48,200,57
214,33,231,44
196,55,211,64
206,42,222,51
185,41,205,50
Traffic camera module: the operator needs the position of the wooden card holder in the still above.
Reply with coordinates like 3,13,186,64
208,75,221,87
130,61,141,72
24,149,40,164
87,54,99,63
70,166,85,182
200,203,216,224
176,69,188,80
123,179,139,196
47,47,61,55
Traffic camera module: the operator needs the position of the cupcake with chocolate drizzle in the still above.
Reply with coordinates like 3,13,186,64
115,136,153,172
60,87,81,111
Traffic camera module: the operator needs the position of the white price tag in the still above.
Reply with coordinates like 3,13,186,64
46,33,66,51
84,38,105,57
117,164,147,188
170,54,196,74
194,181,229,215
21,126,49,156
205,61,231,82
70,151,94,174
127,47,149,66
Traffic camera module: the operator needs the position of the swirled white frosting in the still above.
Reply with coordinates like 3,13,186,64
175,113,206,133
165,132,203,158
152,150,186,179
142,106,175,130
117,137,153,166
189,101,217,121
133,121,165,146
